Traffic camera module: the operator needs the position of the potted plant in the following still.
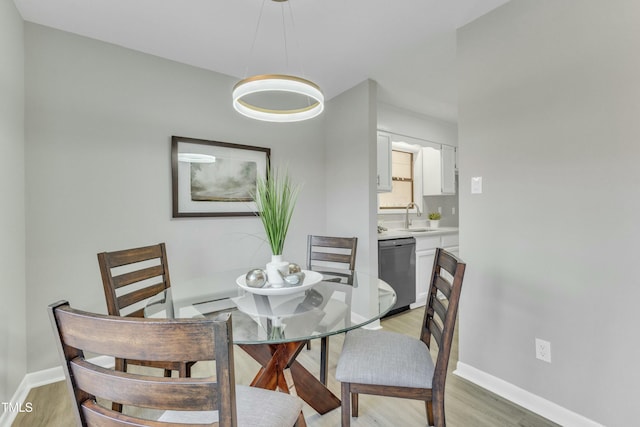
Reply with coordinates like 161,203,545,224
428,211,441,228
253,168,301,285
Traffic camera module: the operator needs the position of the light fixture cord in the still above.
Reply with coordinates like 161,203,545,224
244,0,267,78
286,0,312,106
281,2,289,71
286,0,305,77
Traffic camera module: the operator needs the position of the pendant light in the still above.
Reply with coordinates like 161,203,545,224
233,0,324,122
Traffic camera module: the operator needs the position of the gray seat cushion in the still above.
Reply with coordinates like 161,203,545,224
157,384,302,427
335,328,434,388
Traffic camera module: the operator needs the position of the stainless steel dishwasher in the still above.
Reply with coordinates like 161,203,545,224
378,237,416,317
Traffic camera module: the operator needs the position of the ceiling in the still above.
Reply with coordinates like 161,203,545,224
13,0,508,123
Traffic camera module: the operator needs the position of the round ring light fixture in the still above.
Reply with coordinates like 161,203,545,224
232,74,324,123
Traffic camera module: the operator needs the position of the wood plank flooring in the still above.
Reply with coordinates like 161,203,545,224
13,308,559,426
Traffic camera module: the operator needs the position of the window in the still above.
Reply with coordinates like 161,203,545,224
379,150,414,209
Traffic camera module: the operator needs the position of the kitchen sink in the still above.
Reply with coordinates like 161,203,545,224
401,228,433,232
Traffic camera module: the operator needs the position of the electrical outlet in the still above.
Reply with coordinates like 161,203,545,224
438,206,442,214
452,207,456,215
535,338,551,363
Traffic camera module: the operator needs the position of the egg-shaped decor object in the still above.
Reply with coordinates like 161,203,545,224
288,263,302,274
245,269,267,288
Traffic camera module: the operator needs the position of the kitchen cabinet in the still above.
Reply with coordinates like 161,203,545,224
422,144,456,196
415,247,436,306
377,132,392,192
412,233,459,308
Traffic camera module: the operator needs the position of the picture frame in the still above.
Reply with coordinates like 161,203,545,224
171,136,270,217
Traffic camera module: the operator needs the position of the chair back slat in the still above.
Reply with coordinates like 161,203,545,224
54,305,216,362
116,282,167,313
81,400,214,427
102,244,165,268
310,236,358,249
49,301,234,426
437,250,459,278
309,251,353,265
432,297,447,326
71,359,217,411
434,276,452,299
112,265,166,289
428,319,443,346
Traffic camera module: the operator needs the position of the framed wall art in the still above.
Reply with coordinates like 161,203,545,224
171,136,270,217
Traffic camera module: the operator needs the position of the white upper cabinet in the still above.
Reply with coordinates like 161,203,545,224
377,132,392,192
422,144,456,196
441,145,456,194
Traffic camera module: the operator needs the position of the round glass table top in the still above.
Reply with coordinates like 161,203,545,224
145,269,397,345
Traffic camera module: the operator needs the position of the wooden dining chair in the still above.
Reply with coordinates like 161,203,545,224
335,247,466,427
49,300,304,427
306,235,358,385
97,243,195,410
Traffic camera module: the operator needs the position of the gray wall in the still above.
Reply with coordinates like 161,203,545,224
0,0,26,402
325,80,378,273
24,23,327,372
458,1,640,425
325,80,380,326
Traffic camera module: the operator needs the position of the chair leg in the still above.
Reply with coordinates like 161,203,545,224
432,392,446,427
306,340,311,350
319,336,329,385
351,392,359,417
426,400,434,426
341,382,351,427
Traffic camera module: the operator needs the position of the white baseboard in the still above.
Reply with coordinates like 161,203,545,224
454,362,603,427
409,300,426,310
0,356,114,427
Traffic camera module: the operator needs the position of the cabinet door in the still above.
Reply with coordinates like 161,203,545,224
423,145,456,196
414,249,436,307
441,145,456,195
422,146,442,196
377,132,392,192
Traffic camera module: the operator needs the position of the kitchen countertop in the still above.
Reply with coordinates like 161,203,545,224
377,227,459,240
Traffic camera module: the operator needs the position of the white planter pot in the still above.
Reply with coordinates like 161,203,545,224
266,254,288,287
429,220,440,228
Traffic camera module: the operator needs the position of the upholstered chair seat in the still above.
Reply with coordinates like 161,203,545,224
336,328,435,389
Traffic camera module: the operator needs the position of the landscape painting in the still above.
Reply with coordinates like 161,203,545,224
189,158,257,202
171,136,270,217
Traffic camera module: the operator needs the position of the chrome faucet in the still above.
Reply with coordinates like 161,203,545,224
405,202,422,229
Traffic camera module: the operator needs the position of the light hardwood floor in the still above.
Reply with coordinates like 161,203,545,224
13,308,558,426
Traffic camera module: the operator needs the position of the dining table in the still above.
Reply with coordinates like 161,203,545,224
144,267,396,417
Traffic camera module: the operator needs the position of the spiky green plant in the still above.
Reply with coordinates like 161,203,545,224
253,168,301,255
428,212,441,220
